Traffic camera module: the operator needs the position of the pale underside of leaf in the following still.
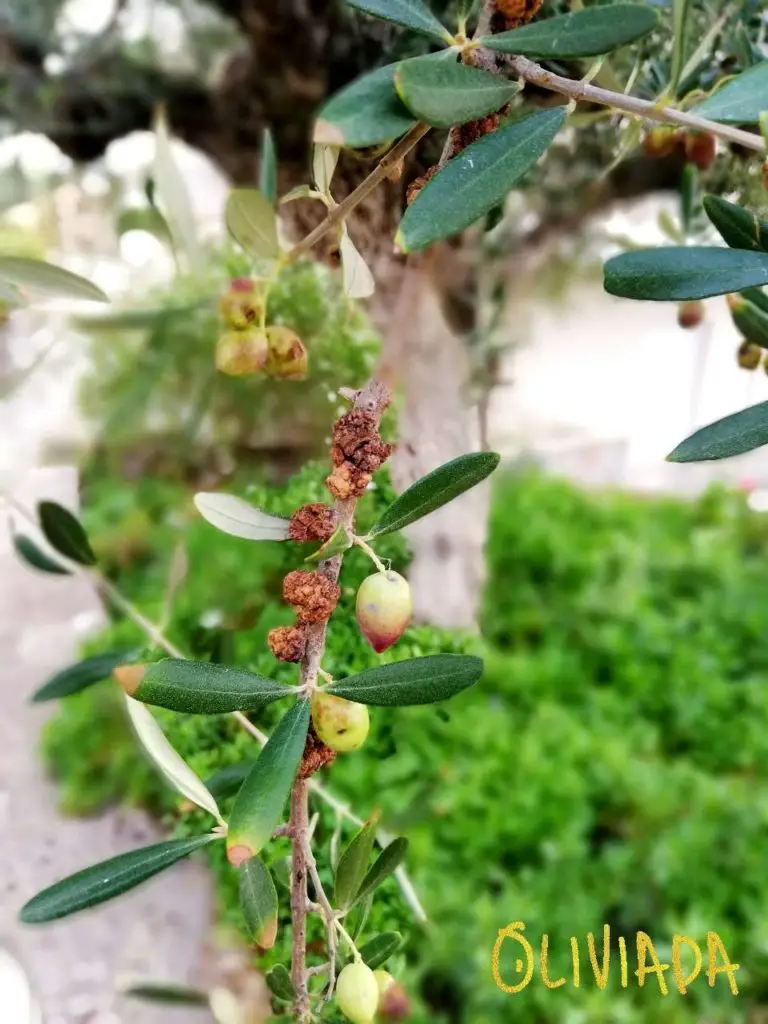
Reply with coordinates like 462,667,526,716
124,695,224,824
340,231,375,299
194,492,290,541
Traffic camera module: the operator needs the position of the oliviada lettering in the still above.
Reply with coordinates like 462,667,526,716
492,922,739,996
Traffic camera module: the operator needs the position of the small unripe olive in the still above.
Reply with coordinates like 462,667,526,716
737,340,762,371
356,571,412,653
265,325,308,381
312,692,369,752
677,300,704,330
219,277,263,330
215,328,268,376
336,961,379,1024
374,970,394,998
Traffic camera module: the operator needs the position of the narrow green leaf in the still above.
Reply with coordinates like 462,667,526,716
668,402,768,462
0,256,109,303
259,129,277,206
354,838,409,905
225,189,279,260
604,247,768,300
359,932,403,970
266,965,294,1002
227,701,310,864
694,62,768,124
370,451,500,537
315,51,453,148
728,294,768,349
19,835,216,923
397,107,565,252
239,856,279,948
742,288,768,316
32,650,134,703
315,63,416,148
123,983,209,1006
12,533,70,575
703,196,768,252
194,492,290,541
394,57,518,128
328,654,483,706
334,819,378,910
669,0,692,96
345,0,452,43
204,760,256,800
38,500,96,566
153,107,204,273
480,5,658,58
126,658,294,715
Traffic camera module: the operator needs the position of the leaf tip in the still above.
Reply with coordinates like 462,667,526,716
227,843,255,868
113,664,146,697
313,119,345,147
257,915,278,950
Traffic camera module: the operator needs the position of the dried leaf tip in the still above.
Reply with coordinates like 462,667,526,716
113,664,146,696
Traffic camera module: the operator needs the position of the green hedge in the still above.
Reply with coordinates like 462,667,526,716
40,467,768,1022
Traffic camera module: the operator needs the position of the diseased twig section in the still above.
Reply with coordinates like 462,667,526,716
289,377,391,1016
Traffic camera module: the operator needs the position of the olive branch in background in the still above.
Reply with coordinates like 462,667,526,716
5,1,768,1021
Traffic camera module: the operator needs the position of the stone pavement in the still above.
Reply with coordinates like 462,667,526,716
0,469,214,1024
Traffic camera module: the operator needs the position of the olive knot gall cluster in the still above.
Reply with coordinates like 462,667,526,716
298,727,337,778
326,409,393,500
288,503,337,544
494,0,543,29
283,570,341,623
267,624,308,663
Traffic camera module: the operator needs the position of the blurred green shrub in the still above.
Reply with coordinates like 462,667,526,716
76,253,378,473
42,467,768,1023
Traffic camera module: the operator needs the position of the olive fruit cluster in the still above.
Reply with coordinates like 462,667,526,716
216,277,308,379
642,127,717,171
336,962,410,1023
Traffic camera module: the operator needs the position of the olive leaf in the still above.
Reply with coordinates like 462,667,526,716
328,654,483,706
239,856,279,948
334,818,378,909
37,500,96,566
31,650,135,702
19,835,217,923
124,658,295,714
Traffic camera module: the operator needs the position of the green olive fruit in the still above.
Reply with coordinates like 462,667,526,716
312,692,369,753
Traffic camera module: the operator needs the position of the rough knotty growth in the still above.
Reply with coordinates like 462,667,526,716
283,570,341,623
458,112,503,151
268,624,309,663
288,503,338,544
494,0,543,28
406,166,438,206
326,463,373,500
298,727,337,778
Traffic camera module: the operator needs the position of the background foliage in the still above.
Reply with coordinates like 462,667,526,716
41,459,768,1023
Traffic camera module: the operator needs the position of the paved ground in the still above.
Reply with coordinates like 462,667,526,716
0,470,214,1024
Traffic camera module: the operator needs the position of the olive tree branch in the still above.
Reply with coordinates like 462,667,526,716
2,489,428,920
506,54,765,153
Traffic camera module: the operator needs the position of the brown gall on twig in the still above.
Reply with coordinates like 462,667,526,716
283,570,341,624
288,503,338,544
298,727,337,779
268,624,309,663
